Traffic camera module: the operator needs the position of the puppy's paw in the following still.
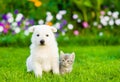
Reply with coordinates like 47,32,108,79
34,70,42,78
35,72,42,78
53,69,59,75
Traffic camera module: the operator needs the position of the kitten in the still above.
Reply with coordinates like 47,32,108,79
59,51,75,74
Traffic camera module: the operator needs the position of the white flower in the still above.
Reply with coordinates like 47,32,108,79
8,17,14,23
0,26,4,32
56,14,62,20
100,15,104,19
73,14,78,19
46,15,53,22
7,13,14,23
62,31,65,36
7,12,13,18
104,16,110,21
15,13,23,22
100,19,107,26
59,10,66,15
99,32,103,36
68,24,74,30
38,19,44,25
115,19,120,25
112,11,119,19
25,21,30,26
24,30,29,36
14,27,21,33
46,11,53,22
54,22,60,29
11,22,17,27
93,22,98,26
109,19,114,26
77,19,81,23
46,11,51,16
107,11,112,16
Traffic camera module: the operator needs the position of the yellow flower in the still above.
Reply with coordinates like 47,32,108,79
46,22,53,26
5,23,10,29
29,0,42,7
34,1,42,7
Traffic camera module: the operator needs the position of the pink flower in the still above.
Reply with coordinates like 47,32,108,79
100,11,105,15
3,28,8,34
0,22,8,33
82,21,89,28
98,24,102,29
73,30,79,36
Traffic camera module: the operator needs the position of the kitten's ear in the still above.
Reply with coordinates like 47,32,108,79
60,51,64,58
60,51,64,55
71,52,75,60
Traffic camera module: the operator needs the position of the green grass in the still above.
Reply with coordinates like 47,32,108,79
0,46,120,82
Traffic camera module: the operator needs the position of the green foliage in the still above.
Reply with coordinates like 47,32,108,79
0,0,120,46
0,46,120,81
0,33,31,46
73,0,104,22
0,0,119,21
0,30,120,47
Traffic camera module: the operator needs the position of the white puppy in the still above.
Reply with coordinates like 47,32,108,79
26,25,59,77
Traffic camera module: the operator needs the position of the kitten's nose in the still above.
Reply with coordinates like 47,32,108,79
40,39,45,45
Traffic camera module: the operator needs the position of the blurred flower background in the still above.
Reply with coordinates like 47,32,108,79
0,0,120,46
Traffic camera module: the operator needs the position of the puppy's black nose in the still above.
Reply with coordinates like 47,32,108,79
40,40,45,45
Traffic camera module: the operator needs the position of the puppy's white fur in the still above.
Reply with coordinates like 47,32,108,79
26,25,59,77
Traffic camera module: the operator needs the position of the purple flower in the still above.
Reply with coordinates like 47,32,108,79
24,26,29,30
0,22,4,27
60,23,64,30
59,20,67,30
2,14,8,21
55,33,59,37
12,31,16,35
29,19,34,25
17,21,21,27
21,16,25,21
62,20,67,25
14,9,19,14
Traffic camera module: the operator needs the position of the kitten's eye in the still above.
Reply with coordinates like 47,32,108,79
37,34,40,37
67,60,72,63
70,60,73,63
67,60,70,62
46,34,49,37
62,59,65,62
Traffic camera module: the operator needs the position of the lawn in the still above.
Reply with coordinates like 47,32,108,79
0,46,120,82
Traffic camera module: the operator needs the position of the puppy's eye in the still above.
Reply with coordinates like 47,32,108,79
37,34,39,37
46,34,49,37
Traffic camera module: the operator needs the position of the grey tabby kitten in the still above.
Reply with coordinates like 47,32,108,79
59,51,75,74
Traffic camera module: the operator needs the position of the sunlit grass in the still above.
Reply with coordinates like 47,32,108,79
0,46,120,82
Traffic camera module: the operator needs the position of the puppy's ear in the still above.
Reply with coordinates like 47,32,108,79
50,26,57,32
28,26,36,32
